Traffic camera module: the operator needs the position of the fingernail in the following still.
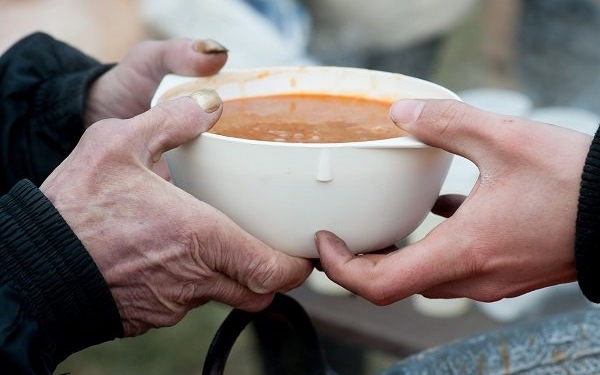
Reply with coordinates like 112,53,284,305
389,99,425,129
192,39,228,54
314,230,350,256
190,89,222,113
314,231,326,250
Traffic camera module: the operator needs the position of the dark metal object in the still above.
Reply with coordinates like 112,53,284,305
202,293,333,375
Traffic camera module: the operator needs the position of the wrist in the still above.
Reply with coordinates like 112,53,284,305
1,180,124,361
575,125,600,303
84,64,117,127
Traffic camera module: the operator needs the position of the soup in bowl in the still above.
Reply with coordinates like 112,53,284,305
151,66,458,258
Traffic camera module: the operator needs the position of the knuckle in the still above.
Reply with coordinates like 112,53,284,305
153,97,201,131
359,276,399,306
236,293,275,312
151,101,183,126
245,254,284,291
127,40,159,59
463,246,488,278
473,286,506,303
458,247,495,293
176,282,200,305
85,118,120,138
420,100,468,137
365,286,396,306
459,243,508,303
83,119,132,153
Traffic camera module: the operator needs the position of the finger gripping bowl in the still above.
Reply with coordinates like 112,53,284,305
152,66,457,258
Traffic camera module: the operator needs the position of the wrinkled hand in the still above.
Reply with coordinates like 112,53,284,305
41,90,312,336
84,37,228,126
316,99,592,304
85,37,227,182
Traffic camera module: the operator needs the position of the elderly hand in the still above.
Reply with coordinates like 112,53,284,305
86,37,228,182
40,90,312,336
84,37,228,126
315,99,592,305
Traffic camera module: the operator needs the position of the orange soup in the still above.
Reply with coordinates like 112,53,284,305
208,94,407,143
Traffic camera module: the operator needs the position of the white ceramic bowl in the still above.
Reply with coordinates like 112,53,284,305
152,67,457,257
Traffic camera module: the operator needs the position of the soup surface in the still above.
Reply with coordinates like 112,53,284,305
209,94,407,143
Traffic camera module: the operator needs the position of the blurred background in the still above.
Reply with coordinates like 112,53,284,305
2,0,600,374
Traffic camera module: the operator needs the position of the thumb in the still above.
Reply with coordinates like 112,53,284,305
390,99,510,162
128,89,222,165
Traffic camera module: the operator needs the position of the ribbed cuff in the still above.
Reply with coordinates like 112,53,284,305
576,126,600,303
0,180,123,362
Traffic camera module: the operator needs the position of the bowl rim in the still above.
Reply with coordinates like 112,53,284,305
151,66,461,149
196,132,427,149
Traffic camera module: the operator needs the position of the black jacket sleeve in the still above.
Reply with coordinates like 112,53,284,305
0,180,123,375
0,32,112,194
576,126,600,303
0,33,123,374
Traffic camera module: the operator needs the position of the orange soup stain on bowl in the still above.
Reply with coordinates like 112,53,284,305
208,94,407,143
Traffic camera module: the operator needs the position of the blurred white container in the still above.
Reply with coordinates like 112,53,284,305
458,88,534,117
477,289,553,322
306,270,350,296
141,0,313,68
528,106,600,136
412,295,472,318
477,284,589,322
